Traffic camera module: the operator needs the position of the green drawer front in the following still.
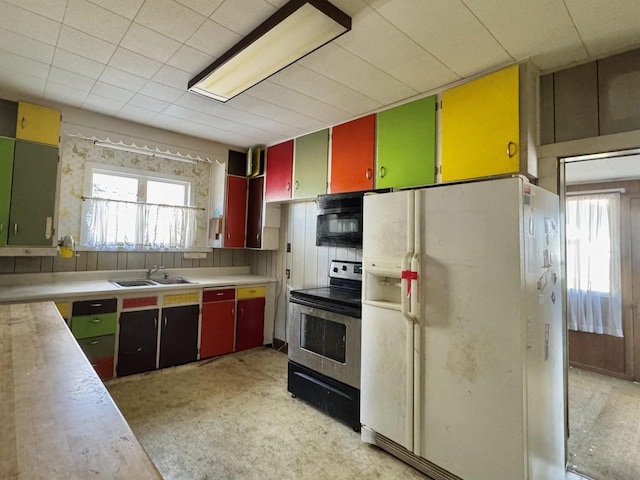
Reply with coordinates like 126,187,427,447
77,334,115,361
71,313,117,339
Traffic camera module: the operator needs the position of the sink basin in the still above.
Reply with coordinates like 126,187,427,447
111,279,157,287
152,277,197,285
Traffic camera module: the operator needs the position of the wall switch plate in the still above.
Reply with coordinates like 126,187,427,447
183,252,207,259
285,269,290,279
287,243,291,252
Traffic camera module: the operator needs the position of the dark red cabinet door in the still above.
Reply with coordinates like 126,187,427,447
265,140,293,202
117,309,159,377
201,300,235,358
246,176,264,249
224,175,247,247
235,297,265,351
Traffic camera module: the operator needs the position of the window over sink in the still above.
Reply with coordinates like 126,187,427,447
80,162,197,250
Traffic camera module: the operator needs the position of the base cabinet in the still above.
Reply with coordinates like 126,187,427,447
236,297,265,351
159,304,199,368
201,288,235,359
117,309,159,377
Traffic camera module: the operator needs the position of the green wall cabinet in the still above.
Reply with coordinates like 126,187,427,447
0,138,15,245
376,96,437,189
7,141,58,246
293,129,329,199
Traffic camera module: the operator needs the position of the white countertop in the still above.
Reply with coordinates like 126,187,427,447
0,266,276,304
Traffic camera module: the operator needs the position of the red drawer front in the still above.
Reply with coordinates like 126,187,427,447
91,356,114,380
203,288,235,303
123,296,157,309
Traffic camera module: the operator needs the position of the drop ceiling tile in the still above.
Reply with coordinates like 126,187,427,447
152,65,191,90
109,48,163,78
48,66,96,92
135,0,206,43
0,2,61,45
463,0,586,66
300,43,417,105
0,28,55,64
121,23,181,63
128,93,170,112
324,88,382,116
0,69,46,98
531,46,594,73
116,104,158,122
90,81,136,102
228,94,327,131
565,0,640,57
175,0,224,17
57,25,118,65
210,0,276,36
99,66,147,91
167,45,215,75
374,0,511,79
0,50,50,79
87,0,145,20
63,0,130,44
52,49,106,79
83,94,124,115
326,0,372,18
4,0,67,22
337,9,459,92
186,19,241,56
43,82,88,107
250,88,351,125
138,80,184,102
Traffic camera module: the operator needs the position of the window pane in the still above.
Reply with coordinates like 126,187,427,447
92,173,138,201
147,180,187,206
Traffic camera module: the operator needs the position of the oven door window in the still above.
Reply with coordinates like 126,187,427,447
300,313,346,364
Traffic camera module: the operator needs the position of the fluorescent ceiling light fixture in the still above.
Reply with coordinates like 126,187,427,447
94,141,200,164
188,0,351,102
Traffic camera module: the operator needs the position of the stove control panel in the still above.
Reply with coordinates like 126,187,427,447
329,260,362,282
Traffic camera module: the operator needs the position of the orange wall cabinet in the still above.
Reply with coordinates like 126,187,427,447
330,115,375,193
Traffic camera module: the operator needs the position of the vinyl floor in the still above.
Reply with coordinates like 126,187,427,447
568,367,640,480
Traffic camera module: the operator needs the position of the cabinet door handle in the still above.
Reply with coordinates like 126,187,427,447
21,117,25,129
90,340,100,345
14,223,18,235
216,292,224,296
154,318,158,329
506,141,517,158
239,307,244,317
90,303,103,307
379,166,386,178
286,181,291,192
89,318,102,323
365,168,372,180
137,347,143,352
164,317,167,328
294,180,299,190
0,223,3,235
232,308,235,316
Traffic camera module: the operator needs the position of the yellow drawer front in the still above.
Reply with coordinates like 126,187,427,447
16,102,61,146
237,286,266,299
163,292,200,306
55,301,70,319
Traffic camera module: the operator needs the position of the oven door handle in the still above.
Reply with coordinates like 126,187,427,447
290,296,360,319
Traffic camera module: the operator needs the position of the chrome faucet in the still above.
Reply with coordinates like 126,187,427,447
145,264,165,279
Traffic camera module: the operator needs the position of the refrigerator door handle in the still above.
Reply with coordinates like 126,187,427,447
401,190,415,323
410,192,421,323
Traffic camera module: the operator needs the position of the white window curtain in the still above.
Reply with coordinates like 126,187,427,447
566,193,622,337
84,198,197,250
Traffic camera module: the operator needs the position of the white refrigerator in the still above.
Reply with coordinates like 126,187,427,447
360,177,564,480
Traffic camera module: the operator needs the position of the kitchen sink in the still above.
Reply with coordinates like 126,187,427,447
111,279,157,287
152,277,197,285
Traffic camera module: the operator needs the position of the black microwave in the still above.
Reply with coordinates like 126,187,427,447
316,191,366,248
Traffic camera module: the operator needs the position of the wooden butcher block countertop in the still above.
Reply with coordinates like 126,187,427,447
0,302,162,479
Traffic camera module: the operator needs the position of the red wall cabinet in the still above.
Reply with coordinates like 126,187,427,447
224,175,247,247
330,115,375,193
201,288,236,358
265,140,293,202
236,296,265,351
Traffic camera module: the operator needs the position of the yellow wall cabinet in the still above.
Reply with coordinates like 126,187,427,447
16,101,61,146
441,64,538,182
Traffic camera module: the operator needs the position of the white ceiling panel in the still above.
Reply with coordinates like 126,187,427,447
0,2,61,45
565,0,640,57
49,67,96,93
52,49,106,80
0,28,55,65
0,0,637,148
57,26,118,65
63,0,130,44
566,155,640,184
120,23,181,63
375,0,512,78
175,0,224,18
109,48,163,79
99,67,148,92
336,9,459,92
134,0,206,43
3,0,67,22
87,0,145,20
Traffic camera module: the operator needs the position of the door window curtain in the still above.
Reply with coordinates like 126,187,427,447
566,193,622,337
84,198,197,250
